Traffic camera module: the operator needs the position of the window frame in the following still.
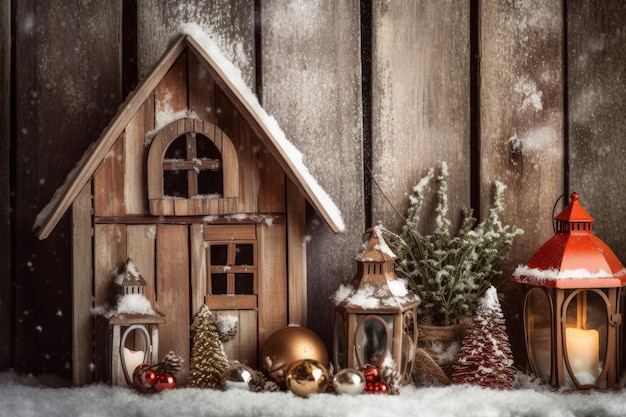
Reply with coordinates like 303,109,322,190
147,118,239,215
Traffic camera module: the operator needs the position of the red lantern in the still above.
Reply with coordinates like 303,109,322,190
513,193,626,389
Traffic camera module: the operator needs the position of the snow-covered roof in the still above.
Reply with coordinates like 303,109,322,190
512,193,626,288
333,226,420,312
34,24,344,239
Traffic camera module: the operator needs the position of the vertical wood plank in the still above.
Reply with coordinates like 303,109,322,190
156,224,190,384
370,0,471,234
155,54,188,120
188,51,216,124
0,0,11,369
94,224,127,308
72,182,94,385
238,309,257,368
93,135,126,216
256,223,287,353
190,223,207,316
125,98,155,215
219,309,257,368
260,0,364,350
13,0,121,378
93,223,126,381
567,1,626,252
480,0,564,366
257,143,285,213
126,225,157,305
216,88,259,213
137,0,255,88
287,181,307,326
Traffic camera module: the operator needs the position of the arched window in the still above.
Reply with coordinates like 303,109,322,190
162,133,223,198
147,118,239,216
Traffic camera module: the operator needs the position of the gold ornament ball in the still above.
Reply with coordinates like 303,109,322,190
261,326,329,382
332,368,365,395
285,359,329,397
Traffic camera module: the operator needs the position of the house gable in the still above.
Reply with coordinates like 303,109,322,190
32,27,344,386
34,31,344,240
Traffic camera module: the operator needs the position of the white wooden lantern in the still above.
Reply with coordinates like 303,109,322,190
98,260,165,385
104,314,165,385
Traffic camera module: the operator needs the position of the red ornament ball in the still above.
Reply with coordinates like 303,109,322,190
362,365,380,383
361,365,388,394
153,372,177,392
133,364,157,389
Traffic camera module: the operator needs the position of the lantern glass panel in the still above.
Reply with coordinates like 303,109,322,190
400,310,417,378
120,325,151,384
563,289,608,386
400,332,413,378
525,288,552,382
355,314,392,368
333,312,346,369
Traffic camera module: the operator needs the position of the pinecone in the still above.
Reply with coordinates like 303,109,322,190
161,351,184,377
380,359,401,395
251,370,280,392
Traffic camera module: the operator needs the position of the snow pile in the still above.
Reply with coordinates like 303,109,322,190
115,294,158,316
513,264,626,284
91,294,159,319
332,278,417,310
3,370,626,417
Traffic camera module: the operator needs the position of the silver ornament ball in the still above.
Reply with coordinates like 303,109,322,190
332,368,366,395
222,364,256,391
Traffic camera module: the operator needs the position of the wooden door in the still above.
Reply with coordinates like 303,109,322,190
203,225,258,368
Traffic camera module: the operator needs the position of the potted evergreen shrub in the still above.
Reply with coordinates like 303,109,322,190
381,163,522,385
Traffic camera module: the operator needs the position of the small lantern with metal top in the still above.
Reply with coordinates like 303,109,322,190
332,226,421,384
512,193,626,389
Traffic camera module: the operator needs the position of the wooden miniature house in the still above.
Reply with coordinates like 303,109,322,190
34,32,343,385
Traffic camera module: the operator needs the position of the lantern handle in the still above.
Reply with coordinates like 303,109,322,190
552,193,567,234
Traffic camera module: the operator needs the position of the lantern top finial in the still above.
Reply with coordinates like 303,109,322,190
554,192,594,226
355,226,397,263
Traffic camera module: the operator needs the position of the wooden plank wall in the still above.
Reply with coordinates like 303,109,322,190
1,0,11,370
5,0,626,379
479,0,564,365
11,1,121,378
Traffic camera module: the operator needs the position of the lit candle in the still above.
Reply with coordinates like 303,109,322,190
121,347,146,383
565,327,599,378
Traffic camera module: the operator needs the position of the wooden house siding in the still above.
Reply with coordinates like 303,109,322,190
29,31,320,384
5,1,626,382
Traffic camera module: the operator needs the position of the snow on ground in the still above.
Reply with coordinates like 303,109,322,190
1,371,626,417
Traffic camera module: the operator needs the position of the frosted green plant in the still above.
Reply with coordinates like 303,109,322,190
382,163,523,326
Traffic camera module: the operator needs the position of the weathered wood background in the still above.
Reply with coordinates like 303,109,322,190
3,0,626,380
